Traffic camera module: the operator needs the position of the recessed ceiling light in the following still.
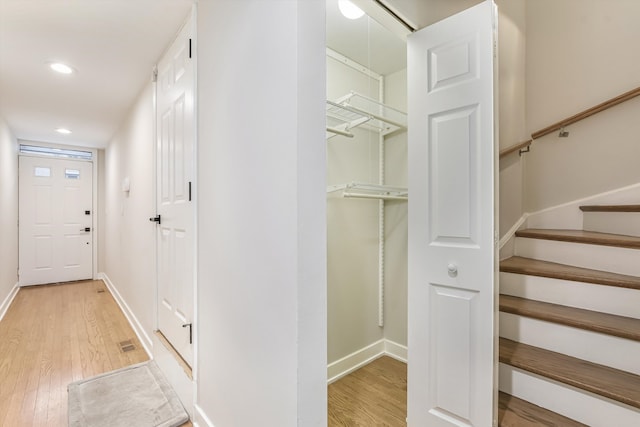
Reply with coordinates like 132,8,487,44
49,62,75,74
56,128,72,134
338,0,365,20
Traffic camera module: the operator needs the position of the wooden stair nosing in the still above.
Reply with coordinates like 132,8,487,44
580,204,640,212
515,228,640,249
499,294,640,342
500,338,640,410
500,256,640,291
498,392,587,427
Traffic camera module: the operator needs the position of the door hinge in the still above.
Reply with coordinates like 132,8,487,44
152,67,158,83
188,181,192,201
182,323,193,344
189,38,192,59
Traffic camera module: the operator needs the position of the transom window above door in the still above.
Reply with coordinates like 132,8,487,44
19,144,93,161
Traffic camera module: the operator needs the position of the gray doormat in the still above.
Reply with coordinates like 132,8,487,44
68,361,189,427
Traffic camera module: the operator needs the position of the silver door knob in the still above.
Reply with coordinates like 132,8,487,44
447,263,458,277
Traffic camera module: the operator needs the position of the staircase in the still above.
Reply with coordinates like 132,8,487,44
498,204,640,426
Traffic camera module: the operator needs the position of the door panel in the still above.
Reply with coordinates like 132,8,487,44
407,1,497,426
19,156,93,285
155,16,195,366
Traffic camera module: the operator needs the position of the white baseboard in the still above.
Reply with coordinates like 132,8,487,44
384,339,408,362
527,181,640,230
499,182,640,252
328,339,408,384
98,272,153,357
328,339,385,384
499,213,529,250
194,404,215,427
0,282,19,321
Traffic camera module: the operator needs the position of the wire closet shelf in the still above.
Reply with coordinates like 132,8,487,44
325,91,407,139
327,182,408,201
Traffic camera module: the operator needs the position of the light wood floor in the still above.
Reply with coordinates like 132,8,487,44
328,356,407,426
0,280,191,427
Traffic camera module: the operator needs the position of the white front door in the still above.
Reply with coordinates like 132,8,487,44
19,156,93,286
407,1,498,426
155,17,195,366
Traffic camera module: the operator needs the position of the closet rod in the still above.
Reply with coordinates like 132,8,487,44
344,192,407,201
326,127,354,138
342,104,406,130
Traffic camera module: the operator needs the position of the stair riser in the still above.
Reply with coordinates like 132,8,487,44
500,272,640,319
499,364,640,427
500,313,640,375
583,212,640,237
515,238,640,276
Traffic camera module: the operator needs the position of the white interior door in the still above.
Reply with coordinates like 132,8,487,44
19,156,93,286
155,17,195,366
407,1,497,426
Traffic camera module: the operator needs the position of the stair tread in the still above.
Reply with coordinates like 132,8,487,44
580,204,640,212
515,228,640,249
500,256,640,290
500,338,640,409
498,392,587,427
500,294,640,342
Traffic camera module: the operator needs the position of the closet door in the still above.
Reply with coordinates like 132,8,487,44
407,1,498,426
155,16,195,367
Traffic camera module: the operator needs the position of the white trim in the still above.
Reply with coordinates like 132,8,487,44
384,339,408,362
502,182,640,245
527,181,640,230
327,339,408,384
328,339,385,384
499,213,528,249
189,3,200,399
194,404,215,427
0,282,19,321
98,272,153,357
92,149,98,280
532,181,640,216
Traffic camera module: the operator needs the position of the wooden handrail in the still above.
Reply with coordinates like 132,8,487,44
499,85,640,161
499,140,532,159
531,86,640,140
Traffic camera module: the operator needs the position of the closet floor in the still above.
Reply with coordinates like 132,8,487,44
328,356,407,426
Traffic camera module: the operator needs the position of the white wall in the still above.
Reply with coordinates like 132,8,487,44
496,0,527,236
196,1,326,426
0,116,18,306
102,82,156,345
383,68,408,347
327,56,384,364
524,0,640,212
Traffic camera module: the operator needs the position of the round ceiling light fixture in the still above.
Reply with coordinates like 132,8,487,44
338,0,365,20
49,62,75,74
56,128,72,134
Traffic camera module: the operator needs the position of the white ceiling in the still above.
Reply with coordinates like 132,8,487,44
0,0,193,149
0,0,409,150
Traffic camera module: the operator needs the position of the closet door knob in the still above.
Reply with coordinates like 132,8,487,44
447,263,458,277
